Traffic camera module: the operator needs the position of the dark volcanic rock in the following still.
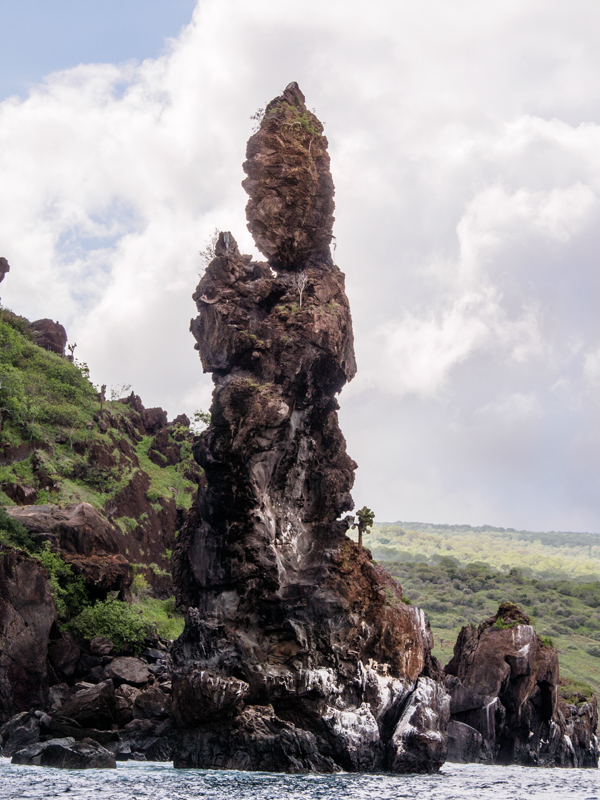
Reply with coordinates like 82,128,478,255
55,679,116,730
446,720,488,764
0,256,10,282
90,635,114,657
117,718,174,761
133,686,170,719
105,657,150,686
0,547,56,722
12,736,116,769
48,632,81,678
6,502,133,600
4,483,38,505
172,84,448,774
0,711,46,757
30,319,68,356
243,82,334,269
445,603,599,767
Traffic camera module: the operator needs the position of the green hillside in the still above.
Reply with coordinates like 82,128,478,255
0,306,202,643
0,308,198,514
351,521,600,696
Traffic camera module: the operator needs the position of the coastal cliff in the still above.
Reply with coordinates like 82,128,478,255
171,83,449,773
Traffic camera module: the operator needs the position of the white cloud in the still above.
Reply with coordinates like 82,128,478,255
1,0,600,530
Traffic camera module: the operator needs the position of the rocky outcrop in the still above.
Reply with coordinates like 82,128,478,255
0,634,176,763
0,547,56,722
30,319,68,356
6,502,133,600
445,603,599,767
172,83,449,774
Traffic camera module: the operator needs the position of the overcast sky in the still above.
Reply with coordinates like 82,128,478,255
1,0,599,533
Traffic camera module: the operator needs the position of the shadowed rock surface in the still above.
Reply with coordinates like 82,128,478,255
445,603,599,767
0,547,56,722
172,83,449,774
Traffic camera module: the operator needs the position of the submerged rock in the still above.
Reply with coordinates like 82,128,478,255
172,83,448,773
445,603,599,768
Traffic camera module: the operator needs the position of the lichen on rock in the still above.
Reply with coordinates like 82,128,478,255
172,84,448,773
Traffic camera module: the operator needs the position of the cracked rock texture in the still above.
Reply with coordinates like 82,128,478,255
445,603,599,767
172,83,449,773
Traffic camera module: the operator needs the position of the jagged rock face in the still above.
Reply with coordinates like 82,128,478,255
445,603,599,767
0,547,56,722
243,82,334,270
0,257,10,283
173,84,448,773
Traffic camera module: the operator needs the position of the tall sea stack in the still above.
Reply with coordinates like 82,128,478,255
172,82,449,773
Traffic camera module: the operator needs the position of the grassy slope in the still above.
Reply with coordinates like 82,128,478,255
0,308,194,639
349,521,600,695
0,309,197,518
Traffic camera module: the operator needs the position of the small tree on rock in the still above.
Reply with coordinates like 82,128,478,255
290,271,309,307
351,506,375,549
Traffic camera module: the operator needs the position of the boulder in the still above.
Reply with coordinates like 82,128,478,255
12,736,116,769
4,483,38,505
0,256,10,282
90,635,114,656
446,720,488,764
55,679,116,730
48,632,81,678
114,684,141,727
48,683,71,712
105,657,150,686
0,711,44,757
133,686,170,720
118,718,174,762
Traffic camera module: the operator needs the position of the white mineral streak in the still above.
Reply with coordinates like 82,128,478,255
413,607,429,640
511,625,535,650
483,699,497,739
357,660,413,720
296,668,341,698
390,678,450,759
322,703,380,753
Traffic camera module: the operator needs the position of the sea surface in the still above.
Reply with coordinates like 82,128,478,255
0,758,598,800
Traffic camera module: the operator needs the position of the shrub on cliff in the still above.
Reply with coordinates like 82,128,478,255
68,596,149,653
36,544,88,620
0,506,36,551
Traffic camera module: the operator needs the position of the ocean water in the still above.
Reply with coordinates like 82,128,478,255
0,758,598,800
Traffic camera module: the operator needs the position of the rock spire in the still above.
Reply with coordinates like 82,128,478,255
172,84,448,773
